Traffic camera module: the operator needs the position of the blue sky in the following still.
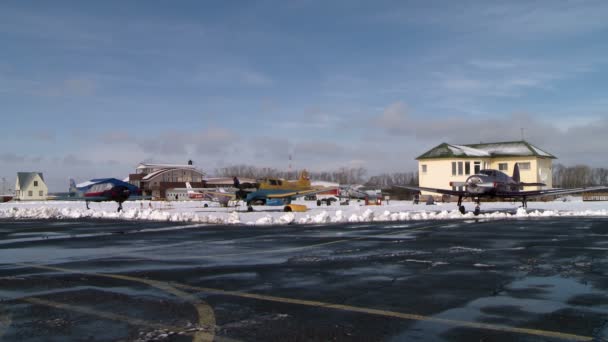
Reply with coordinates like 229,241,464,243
1,0,608,191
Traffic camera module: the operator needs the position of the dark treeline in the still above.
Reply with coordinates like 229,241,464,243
553,164,608,188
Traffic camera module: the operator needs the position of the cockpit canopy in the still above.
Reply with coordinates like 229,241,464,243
478,169,510,181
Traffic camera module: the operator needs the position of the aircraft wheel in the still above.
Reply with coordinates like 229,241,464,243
459,205,465,214
203,203,208,208
317,200,321,206
474,207,480,216
284,206,292,212
247,205,253,212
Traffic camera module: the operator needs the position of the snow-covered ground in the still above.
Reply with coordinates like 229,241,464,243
1,197,607,225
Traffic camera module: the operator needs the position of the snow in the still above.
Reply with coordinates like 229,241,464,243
530,145,553,157
448,145,491,157
1,197,607,225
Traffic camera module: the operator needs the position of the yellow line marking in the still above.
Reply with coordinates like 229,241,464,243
0,305,11,340
15,263,216,342
172,283,593,341
11,223,587,340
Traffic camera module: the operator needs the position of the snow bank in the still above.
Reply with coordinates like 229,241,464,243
1,199,607,225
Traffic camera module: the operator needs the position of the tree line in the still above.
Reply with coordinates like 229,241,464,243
215,163,608,189
214,165,417,188
214,165,368,185
553,164,608,188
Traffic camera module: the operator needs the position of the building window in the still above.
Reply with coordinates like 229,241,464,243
474,161,481,174
34,181,38,187
28,190,33,197
465,162,471,175
452,162,457,176
458,162,463,175
519,162,531,170
39,191,43,196
421,164,427,173
499,163,508,171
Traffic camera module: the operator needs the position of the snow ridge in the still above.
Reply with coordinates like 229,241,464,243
1,199,607,225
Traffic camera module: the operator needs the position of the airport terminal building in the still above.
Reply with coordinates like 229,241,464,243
417,141,556,196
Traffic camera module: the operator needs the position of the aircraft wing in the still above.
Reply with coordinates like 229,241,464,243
126,195,153,201
497,186,608,198
266,188,339,199
201,191,236,199
48,195,109,201
49,195,152,201
394,185,465,196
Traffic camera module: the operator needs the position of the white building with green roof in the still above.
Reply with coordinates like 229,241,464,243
416,141,556,196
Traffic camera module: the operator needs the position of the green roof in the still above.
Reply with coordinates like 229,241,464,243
416,141,556,160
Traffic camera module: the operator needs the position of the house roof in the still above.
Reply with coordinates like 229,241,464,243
417,141,556,160
17,172,44,189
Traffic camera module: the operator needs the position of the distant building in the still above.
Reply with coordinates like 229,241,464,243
128,162,206,199
417,141,556,196
15,172,48,200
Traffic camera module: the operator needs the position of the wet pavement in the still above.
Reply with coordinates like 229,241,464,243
0,217,607,341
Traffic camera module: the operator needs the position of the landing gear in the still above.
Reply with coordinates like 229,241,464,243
457,196,465,214
85,201,90,210
117,202,123,212
474,198,481,216
521,196,528,209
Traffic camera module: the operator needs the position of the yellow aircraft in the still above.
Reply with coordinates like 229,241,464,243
258,170,313,191
245,170,335,212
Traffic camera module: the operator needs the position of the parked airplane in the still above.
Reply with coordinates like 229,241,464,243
185,182,238,207
244,170,338,212
395,163,608,215
54,178,146,212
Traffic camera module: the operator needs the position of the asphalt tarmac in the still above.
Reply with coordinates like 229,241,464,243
0,217,607,341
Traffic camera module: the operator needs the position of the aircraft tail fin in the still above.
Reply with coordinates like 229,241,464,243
69,178,77,194
512,163,521,183
297,169,311,187
185,182,195,194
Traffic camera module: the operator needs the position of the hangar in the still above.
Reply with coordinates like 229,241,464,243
416,141,556,196
128,161,206,199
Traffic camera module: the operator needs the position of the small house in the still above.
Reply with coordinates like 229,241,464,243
15,172,48,200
